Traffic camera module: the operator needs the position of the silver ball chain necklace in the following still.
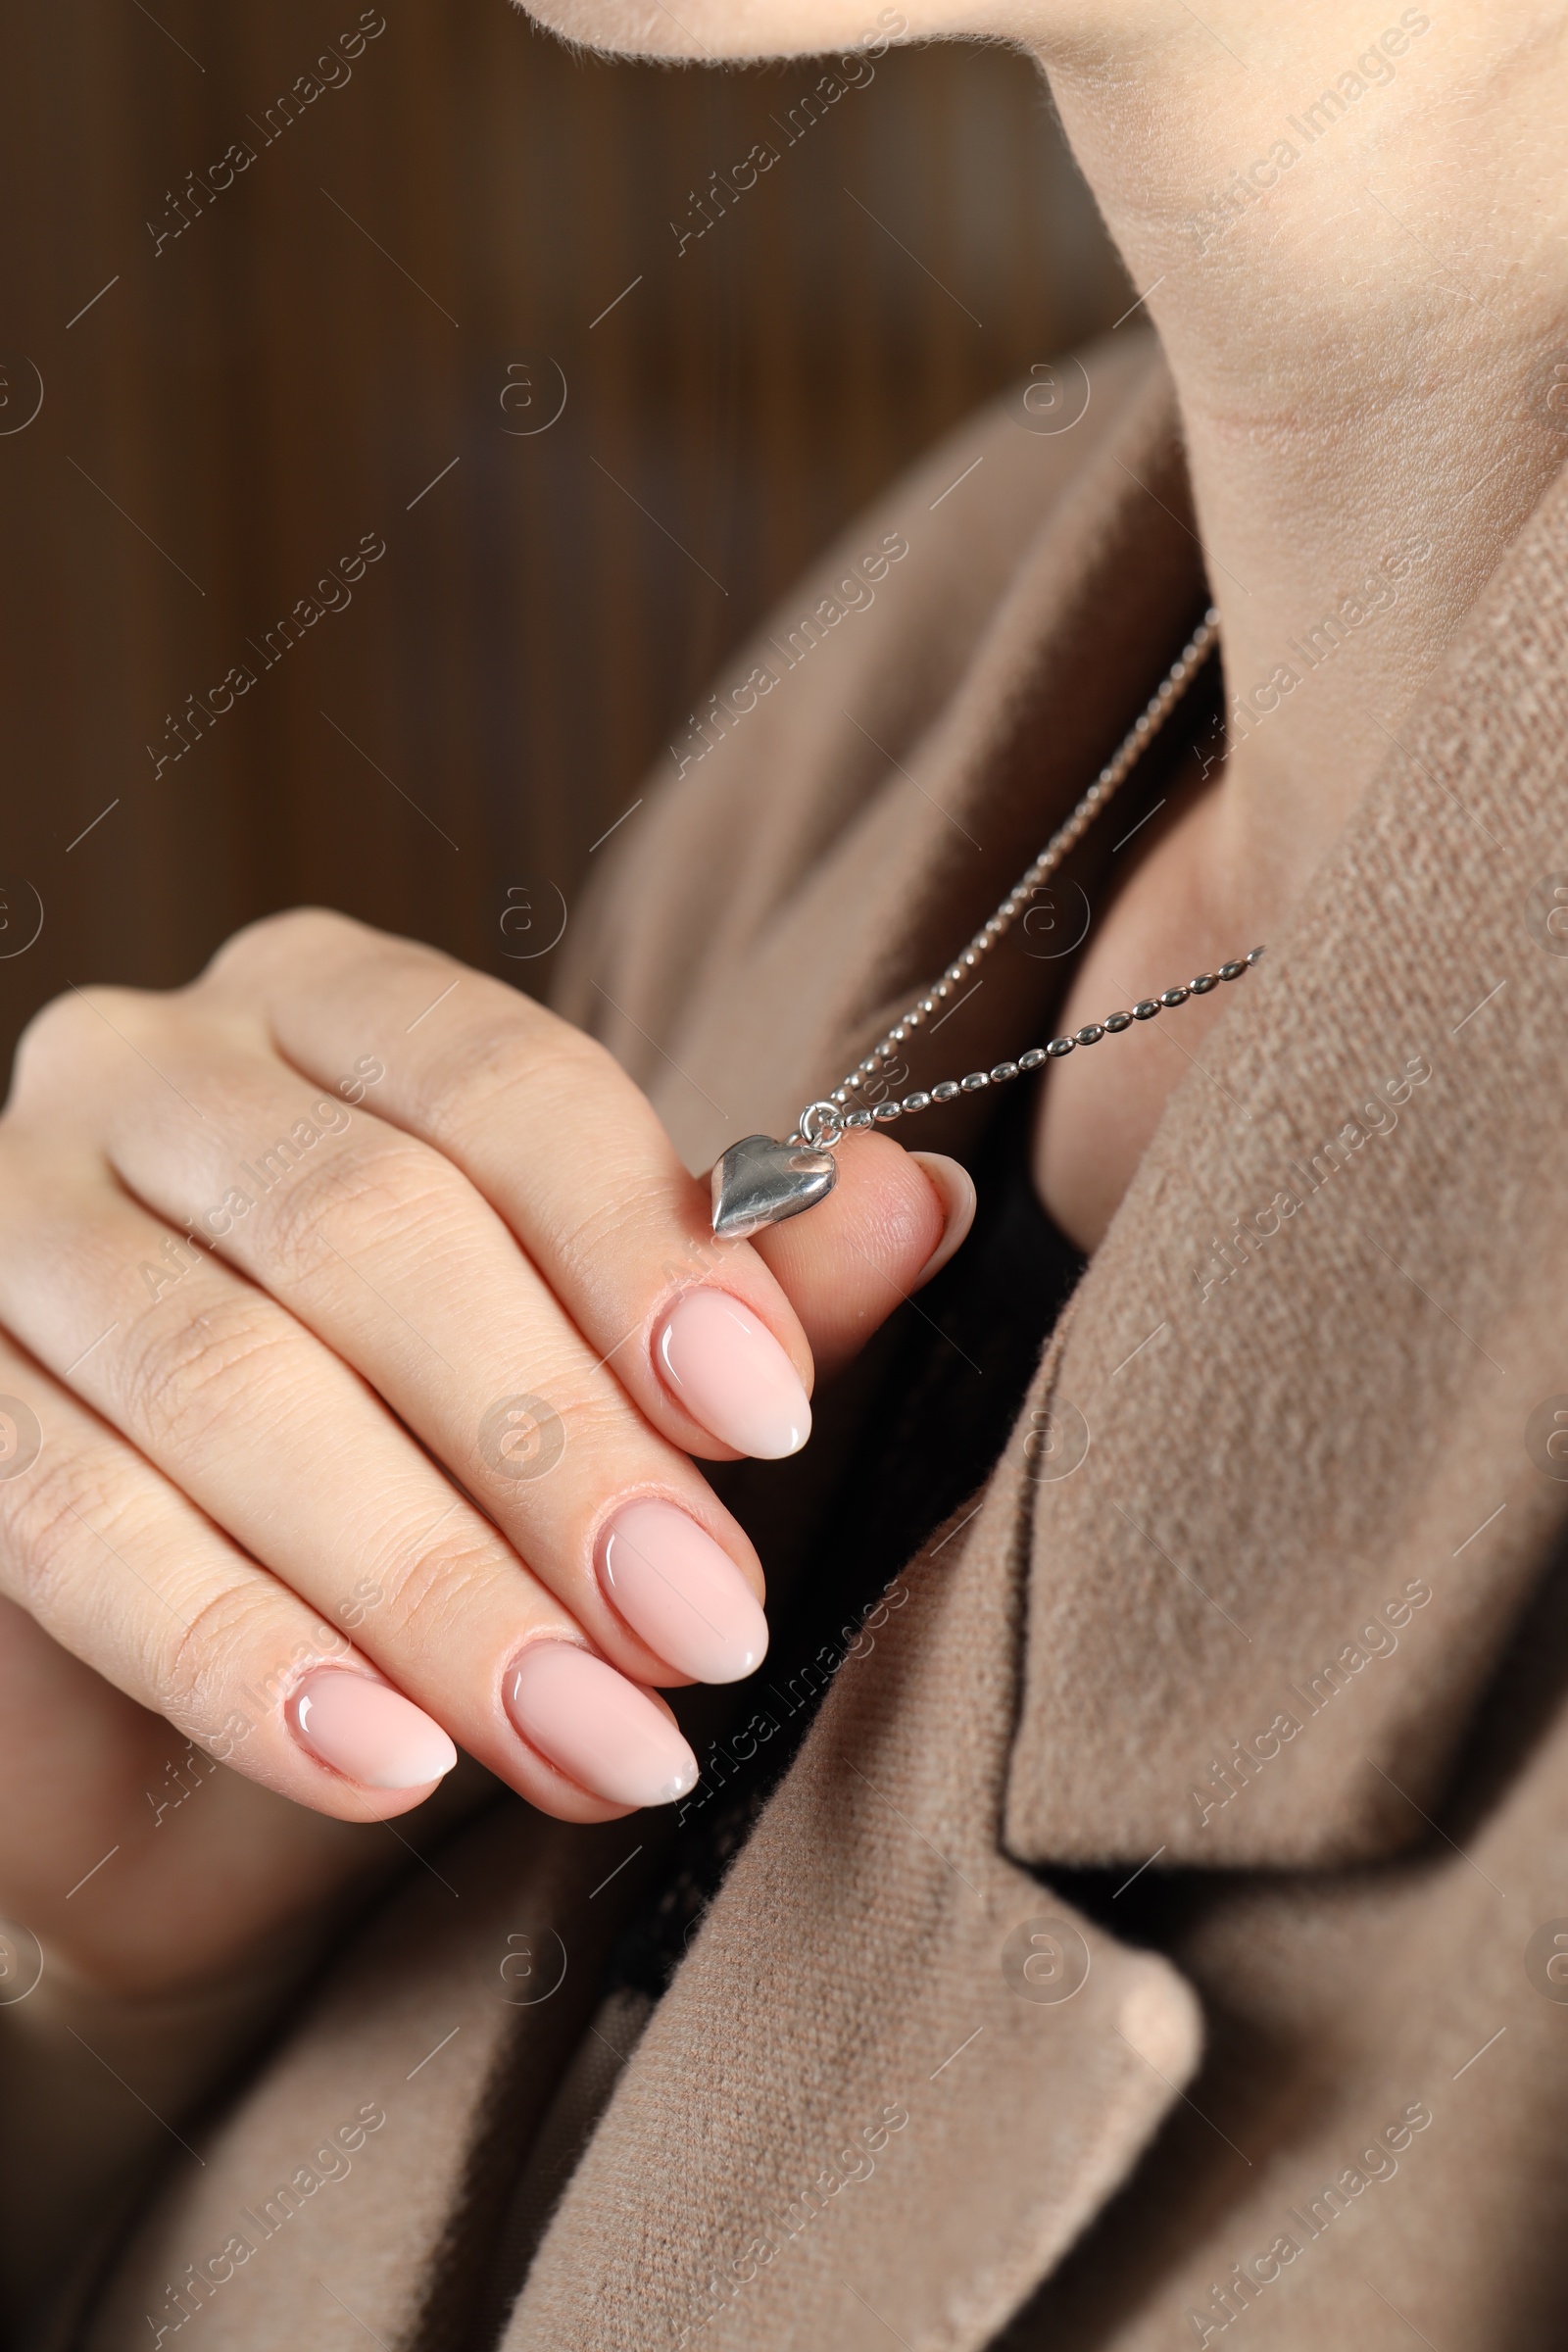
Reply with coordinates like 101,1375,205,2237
710,606,1264,1240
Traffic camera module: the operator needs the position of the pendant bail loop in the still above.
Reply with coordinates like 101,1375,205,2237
798,1100,846,1151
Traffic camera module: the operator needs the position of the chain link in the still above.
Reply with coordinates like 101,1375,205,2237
792,608,1264,1150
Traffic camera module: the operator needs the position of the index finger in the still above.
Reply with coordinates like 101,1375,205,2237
204,911,817,1463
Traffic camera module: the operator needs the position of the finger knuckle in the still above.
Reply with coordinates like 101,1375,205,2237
256,1130,466,1286
0,1442,124,1615
115,1293,302,1461
203,905,365,986
376,1529,505,1647
153,1578,292,1732
551,1168,671,1279
414,1002,589,1150
0,1445,189,1653
9,986,158,1107
0,1443,301,1736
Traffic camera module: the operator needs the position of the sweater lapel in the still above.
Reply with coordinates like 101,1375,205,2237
1005,452,1568,1872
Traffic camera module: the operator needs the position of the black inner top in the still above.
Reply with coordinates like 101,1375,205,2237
602,1080,1088,2003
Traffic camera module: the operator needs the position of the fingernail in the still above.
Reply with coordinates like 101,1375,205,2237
598,1497,768,1685
907,1152,977,1289
289,1670,458,1789
504,1642,699,1807
654,1288,811,1458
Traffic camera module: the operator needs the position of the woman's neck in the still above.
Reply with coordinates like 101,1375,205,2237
1017,3,1568,1250
1031,2,1568,931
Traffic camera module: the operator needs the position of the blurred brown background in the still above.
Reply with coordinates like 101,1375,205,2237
0,0,1127,1075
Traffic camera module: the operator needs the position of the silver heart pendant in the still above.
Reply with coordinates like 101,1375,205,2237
710,1134,839,1240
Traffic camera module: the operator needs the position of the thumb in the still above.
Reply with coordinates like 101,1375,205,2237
748,1133,976,1381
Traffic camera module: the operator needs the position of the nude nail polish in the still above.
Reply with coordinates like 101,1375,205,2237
598,1497,768,1684
504,1643,699,1807
654,1288,811,1458
289,1670,458,1789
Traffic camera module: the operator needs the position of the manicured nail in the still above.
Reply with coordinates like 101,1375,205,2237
598,1497,768,1684
504,1643,699,1807
654,1288,811,1458
907,1152,977,1289
289,1670,458,1789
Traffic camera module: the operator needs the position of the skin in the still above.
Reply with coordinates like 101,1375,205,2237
3,0,1563,2311
0,914,949,2307
1027,3,1568,1245
530,0,1568,1244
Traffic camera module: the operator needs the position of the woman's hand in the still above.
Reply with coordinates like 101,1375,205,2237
0,910,960,1992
